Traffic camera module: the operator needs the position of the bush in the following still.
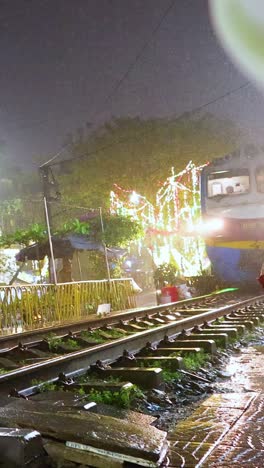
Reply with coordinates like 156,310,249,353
153,263,179,288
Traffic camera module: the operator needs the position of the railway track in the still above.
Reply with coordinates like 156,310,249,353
0,289,263,467
0,289,262,393
0,287,242,349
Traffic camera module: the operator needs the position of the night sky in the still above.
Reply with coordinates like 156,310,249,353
1,0,264,167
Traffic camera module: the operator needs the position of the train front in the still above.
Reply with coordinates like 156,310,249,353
200,149,264,284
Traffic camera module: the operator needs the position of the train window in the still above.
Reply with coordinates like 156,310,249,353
211,182,223,196
207,168,250,198
256,167,264,193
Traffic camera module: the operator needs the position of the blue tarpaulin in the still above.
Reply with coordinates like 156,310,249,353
16,234,126,261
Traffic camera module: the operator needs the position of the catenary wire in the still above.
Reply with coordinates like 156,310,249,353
46,81,250,167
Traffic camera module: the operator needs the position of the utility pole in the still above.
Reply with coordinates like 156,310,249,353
39,165,53,228
39,164,60,283
39,164,61,225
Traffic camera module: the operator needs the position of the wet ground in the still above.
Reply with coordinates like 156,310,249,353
136,289,157,307
213,335,264,394
166,327,264,467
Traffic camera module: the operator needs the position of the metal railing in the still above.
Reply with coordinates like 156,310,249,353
0,278,136,332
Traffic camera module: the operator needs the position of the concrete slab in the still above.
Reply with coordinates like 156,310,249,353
92,367,163,388
230,315,260,325
189,333,228,347
0,428,44,467
134,356,184,370
44,438,125,468
0,399,169,466
222,318,255,330
212,322,246,334
91,404,158,426
201,327,238,339
162,339,217,354
152,347,202,355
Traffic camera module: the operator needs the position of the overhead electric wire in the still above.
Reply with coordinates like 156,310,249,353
2,81,250,134
36,0,178,168
2,0,176,134
185,81,250,115
98,0,177,111
1,0,250,171
39,143,70,168
47,80,250,168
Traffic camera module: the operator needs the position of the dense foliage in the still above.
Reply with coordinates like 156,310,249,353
153,262,179,288
0,214,143,249
0,223,47,247
0,114,240,229
100,214,144,247
58,114,240,207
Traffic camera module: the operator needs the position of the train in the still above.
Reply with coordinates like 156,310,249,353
200,145,264,285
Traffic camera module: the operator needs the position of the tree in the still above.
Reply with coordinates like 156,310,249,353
0,159,45,235
58,114,240,208
0,214,143,249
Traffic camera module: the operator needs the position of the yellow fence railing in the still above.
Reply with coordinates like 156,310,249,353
0,278,136,332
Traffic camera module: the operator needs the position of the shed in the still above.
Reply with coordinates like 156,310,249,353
15,234,126,262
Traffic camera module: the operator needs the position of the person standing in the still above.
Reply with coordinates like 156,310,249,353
258,261,264,288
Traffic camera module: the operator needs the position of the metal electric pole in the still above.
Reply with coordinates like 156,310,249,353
39,166,50,219
39,164,60,284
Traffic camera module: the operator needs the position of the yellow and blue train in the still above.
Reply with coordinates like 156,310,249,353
200,146,264,284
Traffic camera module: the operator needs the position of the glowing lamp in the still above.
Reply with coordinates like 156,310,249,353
129,191,140,204
194,218,224,234
207,218,224,231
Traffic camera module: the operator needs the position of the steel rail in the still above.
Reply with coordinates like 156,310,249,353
0,289,239,349
0,294,263,393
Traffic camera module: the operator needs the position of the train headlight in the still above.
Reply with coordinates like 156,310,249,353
192,218,224,235
207,218,224,232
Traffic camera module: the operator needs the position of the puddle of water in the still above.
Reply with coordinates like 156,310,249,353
214,344,264,393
